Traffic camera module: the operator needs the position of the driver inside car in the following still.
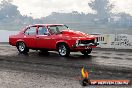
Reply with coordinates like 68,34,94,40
38,27,47,35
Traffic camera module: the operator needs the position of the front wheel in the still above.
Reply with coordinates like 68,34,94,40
57,43,70,57
17,42,29,54
81,49,92,56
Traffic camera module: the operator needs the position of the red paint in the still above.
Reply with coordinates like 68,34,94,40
9,24,98,51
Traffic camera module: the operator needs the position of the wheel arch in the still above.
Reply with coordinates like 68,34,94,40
56,41,70,50
16,39,26,46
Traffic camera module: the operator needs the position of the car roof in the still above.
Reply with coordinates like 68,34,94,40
29,24,64,27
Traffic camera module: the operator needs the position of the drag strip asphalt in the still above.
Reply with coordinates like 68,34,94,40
0,44,132,80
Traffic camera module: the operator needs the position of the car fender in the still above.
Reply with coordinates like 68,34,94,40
56,40,71,49
16,39,26,46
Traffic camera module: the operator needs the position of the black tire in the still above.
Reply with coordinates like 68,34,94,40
17,42,29,54
57,43,70,57
81,49,92,56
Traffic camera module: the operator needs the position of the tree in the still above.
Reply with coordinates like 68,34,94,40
0,0,20,19
0,0,35,30
88,0,114,24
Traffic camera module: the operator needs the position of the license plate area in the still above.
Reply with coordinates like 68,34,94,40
85,46,90,49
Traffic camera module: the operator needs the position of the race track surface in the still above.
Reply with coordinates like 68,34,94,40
0,44,131,88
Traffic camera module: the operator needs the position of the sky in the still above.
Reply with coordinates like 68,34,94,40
1,0,132,18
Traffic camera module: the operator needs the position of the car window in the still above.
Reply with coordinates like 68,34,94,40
48,26,57,34
48,25,67,35
25,26,36,35
38,26,47,35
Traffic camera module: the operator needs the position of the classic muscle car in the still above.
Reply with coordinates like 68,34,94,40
9,24,99,57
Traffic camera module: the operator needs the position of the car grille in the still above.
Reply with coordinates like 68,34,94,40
79,39,95,44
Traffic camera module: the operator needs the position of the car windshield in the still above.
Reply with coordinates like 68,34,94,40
47,25,69,34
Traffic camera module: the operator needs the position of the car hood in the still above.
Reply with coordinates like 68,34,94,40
60,30,96,40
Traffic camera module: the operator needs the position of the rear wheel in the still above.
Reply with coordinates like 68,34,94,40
17,42,29,54
57,43,70,57
81,49,92,56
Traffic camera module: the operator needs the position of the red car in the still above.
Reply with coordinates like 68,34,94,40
9,24,98,57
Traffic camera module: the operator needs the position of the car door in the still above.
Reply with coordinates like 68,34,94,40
36,26,56,49
24,26,37,48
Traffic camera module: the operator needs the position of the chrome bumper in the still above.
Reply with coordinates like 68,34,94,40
74,42,99,48
77,42,99,47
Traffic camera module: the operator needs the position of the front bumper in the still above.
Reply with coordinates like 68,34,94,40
76,42,99,47
72,42,99,50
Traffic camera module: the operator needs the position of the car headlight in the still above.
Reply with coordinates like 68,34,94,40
75,40,80,46
94,38,97,43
